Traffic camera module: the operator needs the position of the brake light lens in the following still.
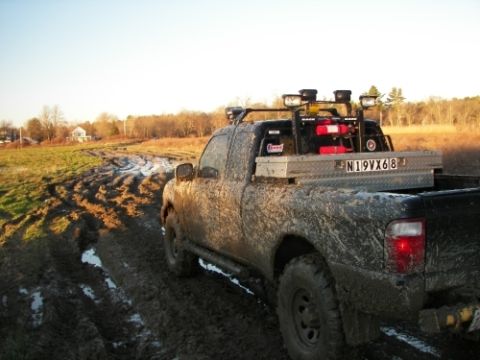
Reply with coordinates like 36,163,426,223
385,219,425,273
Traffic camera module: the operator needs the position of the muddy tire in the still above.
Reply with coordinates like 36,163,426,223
164,211,198,277
277,254,344,360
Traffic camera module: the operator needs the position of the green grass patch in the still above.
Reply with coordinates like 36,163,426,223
23,218,47,242
0,145,102,226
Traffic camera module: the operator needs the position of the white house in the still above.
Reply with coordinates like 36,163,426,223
71,127,92,142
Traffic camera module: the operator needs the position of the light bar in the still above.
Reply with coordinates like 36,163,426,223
282,94,302,108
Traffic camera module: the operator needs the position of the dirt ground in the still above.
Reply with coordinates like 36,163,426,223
0,151,479,359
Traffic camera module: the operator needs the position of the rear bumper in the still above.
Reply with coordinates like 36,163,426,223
330,262,426,319
425,267,480,292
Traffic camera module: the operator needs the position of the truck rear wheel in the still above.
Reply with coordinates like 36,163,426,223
164,211,198,277
277,254,344,360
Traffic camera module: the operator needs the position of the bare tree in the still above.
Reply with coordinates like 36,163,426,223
39,105,64,141
0,119,13,141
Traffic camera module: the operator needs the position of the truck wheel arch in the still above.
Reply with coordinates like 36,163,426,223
274,235,322,278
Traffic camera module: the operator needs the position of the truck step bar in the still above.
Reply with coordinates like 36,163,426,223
184,241,250,279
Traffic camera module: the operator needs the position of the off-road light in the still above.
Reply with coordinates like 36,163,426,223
299,89,317,102
334,90,352,103
225,106,244,120
385,218,425,273
360,95,377,109
282,94,302,108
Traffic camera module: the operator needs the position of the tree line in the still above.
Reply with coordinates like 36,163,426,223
363,86,480,128
1,87,479,144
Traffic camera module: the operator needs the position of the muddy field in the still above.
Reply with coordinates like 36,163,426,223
1,151,479,359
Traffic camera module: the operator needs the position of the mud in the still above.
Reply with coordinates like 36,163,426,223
0,151,478,359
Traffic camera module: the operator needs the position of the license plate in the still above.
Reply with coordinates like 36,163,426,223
468,308,480,332
346,158,399,173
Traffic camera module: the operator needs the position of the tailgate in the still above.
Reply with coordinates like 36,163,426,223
421,188,480,292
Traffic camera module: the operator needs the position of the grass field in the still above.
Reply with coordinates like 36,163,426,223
0,138,208,230
0,145,102,227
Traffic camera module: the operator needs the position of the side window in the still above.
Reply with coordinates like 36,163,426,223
198,134,229,179
226,129,257,182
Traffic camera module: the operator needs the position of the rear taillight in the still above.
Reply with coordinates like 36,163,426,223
385,218,425,273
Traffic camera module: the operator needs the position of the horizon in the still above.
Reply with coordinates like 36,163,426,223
1,0,479,126
3,94,480,130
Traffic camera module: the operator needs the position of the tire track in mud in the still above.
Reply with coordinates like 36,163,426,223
74,153,288,359
53,153,174,359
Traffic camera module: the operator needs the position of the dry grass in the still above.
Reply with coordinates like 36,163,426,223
382,125,457,135
126,137,209,162
385,130,480,176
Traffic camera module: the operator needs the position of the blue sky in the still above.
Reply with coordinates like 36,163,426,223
0,0,479,126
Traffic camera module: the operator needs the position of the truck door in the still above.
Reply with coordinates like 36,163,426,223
186,133,230,248
214,126,259,262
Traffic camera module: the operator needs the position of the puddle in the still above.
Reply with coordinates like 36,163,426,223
118,157,174,176
381,326,441,358
129,313,144,326
19,287,28,295
81,248,103,268
80,284,98,302
105,277,117,289
30,290,44,328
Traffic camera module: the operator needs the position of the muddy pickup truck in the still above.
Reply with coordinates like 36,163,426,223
161,89,480,359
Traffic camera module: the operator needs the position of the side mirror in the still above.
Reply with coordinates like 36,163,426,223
198,166,218,179
175,163,194,181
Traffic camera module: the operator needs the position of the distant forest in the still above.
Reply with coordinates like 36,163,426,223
1,86,479,144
